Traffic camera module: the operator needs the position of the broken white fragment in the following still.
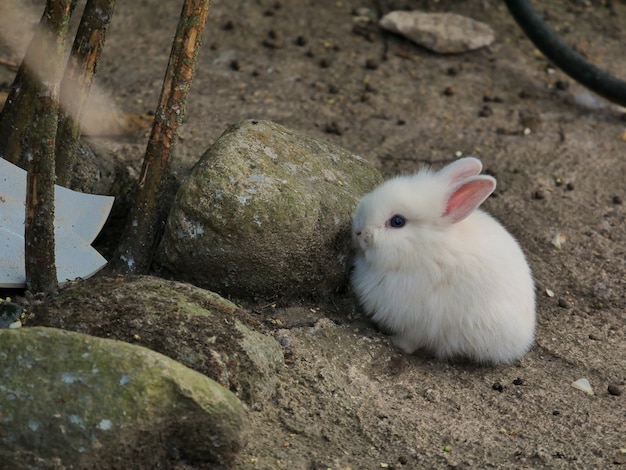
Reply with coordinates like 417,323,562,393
0,158,114,287
379,11,495,54
571,378,593,395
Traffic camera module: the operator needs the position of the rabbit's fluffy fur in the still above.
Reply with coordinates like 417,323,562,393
351,158,535,364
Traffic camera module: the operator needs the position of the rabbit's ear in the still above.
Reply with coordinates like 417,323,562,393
438,157,483,185
443,176,496,224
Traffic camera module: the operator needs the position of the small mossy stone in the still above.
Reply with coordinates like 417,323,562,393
155,119,383,299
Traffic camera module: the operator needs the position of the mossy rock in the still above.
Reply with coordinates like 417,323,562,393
155,119,383,299
0,327,245,469
30,275,284,404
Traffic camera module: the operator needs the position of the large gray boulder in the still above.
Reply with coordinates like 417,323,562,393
31,275,284,404
155,119,383,298
0,327,245,469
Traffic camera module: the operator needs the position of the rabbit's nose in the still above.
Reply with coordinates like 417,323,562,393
355,229,362,237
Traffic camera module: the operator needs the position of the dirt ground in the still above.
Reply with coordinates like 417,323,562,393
2,0,626,468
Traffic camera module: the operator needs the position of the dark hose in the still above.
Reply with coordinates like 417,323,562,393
503,0,626,106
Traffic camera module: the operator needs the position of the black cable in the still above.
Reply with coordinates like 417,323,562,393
503,0,626,106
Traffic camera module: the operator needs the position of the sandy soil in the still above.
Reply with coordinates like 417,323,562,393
1,0,625,468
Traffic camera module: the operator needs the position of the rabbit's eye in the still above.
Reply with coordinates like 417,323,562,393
388,215,406,228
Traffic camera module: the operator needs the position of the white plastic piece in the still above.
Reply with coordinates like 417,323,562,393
0,157,114,287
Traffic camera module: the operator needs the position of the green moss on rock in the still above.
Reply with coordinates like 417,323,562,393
0,326,245,469
156,119,383,298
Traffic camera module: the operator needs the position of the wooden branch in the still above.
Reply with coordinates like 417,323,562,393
0,0,78,168
110,0,211,274
23,0,77,292
55,0,117,187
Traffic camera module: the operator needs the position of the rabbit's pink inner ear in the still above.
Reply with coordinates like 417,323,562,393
444,177,496,224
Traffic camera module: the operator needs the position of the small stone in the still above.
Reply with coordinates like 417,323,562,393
492,382,504,392
294,35,307,46
319,58,331,68
478,105,493,117
608,384,622,396
566,182,575,191
558,298,572,309
365,58,379,70
443,86,455,96
261,39,279,49
325,121,343,135
613,195,623,204
512,378,525,386
555,80,569,91
364,82,377,92
533,189,547,200
379,11,495,54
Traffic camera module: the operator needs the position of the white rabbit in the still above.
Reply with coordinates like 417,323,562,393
351,157,535,364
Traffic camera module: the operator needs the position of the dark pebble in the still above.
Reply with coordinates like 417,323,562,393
533,189,547,200
261,39,279,49
294,35,307,46
268,29,278,40
492,382,505,392
352,23,377,42
324,121,343,135
566,182,575,191
398,455,408,465
364,82,377,92
397,119,406,126
552,410,560,416
608,384,622,396
512,378,525,386
0,301,24,328
328,83,339,94
365,58,378,70
443,86,455,96
483,94,503,103
222,20,234,31
558,298,572,309
478,105,493,117
229,60,240,71
319,58,331,68
613,195,623,204
555,80,570,91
